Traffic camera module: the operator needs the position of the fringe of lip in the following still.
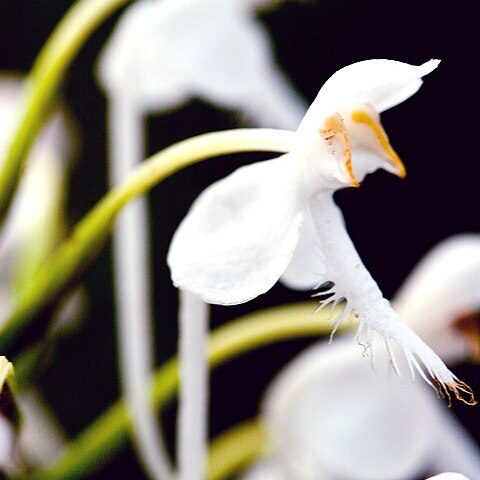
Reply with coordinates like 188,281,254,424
311,282,477,407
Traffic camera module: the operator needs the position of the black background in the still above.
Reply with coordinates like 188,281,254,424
1,0,479,478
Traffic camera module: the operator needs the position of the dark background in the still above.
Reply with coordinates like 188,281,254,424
1,0,479,478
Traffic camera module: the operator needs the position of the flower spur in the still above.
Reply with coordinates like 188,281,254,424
242,235,480,480
168,59,475,404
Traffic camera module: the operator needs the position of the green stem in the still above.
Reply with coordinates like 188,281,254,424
29,302,350,479
207,419,265,480
0,0,132,222
0,128,295,352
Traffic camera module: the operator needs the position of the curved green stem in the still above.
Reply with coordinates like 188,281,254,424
0,128,295,352
0,0,132,221
28,302,352,479
208,419,265,480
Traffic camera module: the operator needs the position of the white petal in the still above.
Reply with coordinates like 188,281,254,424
98,0,305,121
17,389,67,467
0,416,15,472
0,357,15,473
428,402,480,478
297,59,439,138
326,103,407,183
97,1,189,110
241,460,285,480
394,234,480,364
426,475,471,480
280,207,327,290
167,154,306,305
263,339,459,480
0,75,73,321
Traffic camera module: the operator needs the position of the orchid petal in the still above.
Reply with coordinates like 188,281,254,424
168,154,306,304
97,1,189,110
395,234,480,364
0,357,17,476
263,339,438,480
426,475,471,480
262,338,480,480
98,0,305,125
342,103,406,182
294,60,439,190
241,460,285,480
428,401,480,478
0,416,15,473
17,389,67,468
0,76,74,323
280,207,327,290
298,59,439,135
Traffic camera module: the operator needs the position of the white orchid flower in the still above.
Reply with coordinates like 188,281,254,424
98,2,306,478
242,235,480,480
98,0,305,127
168,58,474,403
1,75,81,331
246,340,480,480
395,234,480,364
0,76,72,317
0,75,74,468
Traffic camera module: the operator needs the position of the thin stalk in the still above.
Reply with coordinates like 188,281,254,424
0,128,296,352
0,0,132,222
109,93,173,479
29,302,351,479
177,291,210,480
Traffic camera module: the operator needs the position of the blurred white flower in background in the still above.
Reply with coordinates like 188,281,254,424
428,475,472,480
243,235,480,480
0,75,80,470
98,0,305,126
0,75,74,319
0,356,16,475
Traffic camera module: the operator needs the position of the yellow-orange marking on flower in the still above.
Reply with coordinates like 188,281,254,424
320,113,358,187
351,110,407,178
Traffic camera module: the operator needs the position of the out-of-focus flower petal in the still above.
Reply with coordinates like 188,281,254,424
0,357,18,475
263,339,438,480
426,475,471,480
395,234,480,364
259,337,480,480
0,416,15,472
241,459,285,480
98,0,305,127
17,388,67,468
0,75,75,324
